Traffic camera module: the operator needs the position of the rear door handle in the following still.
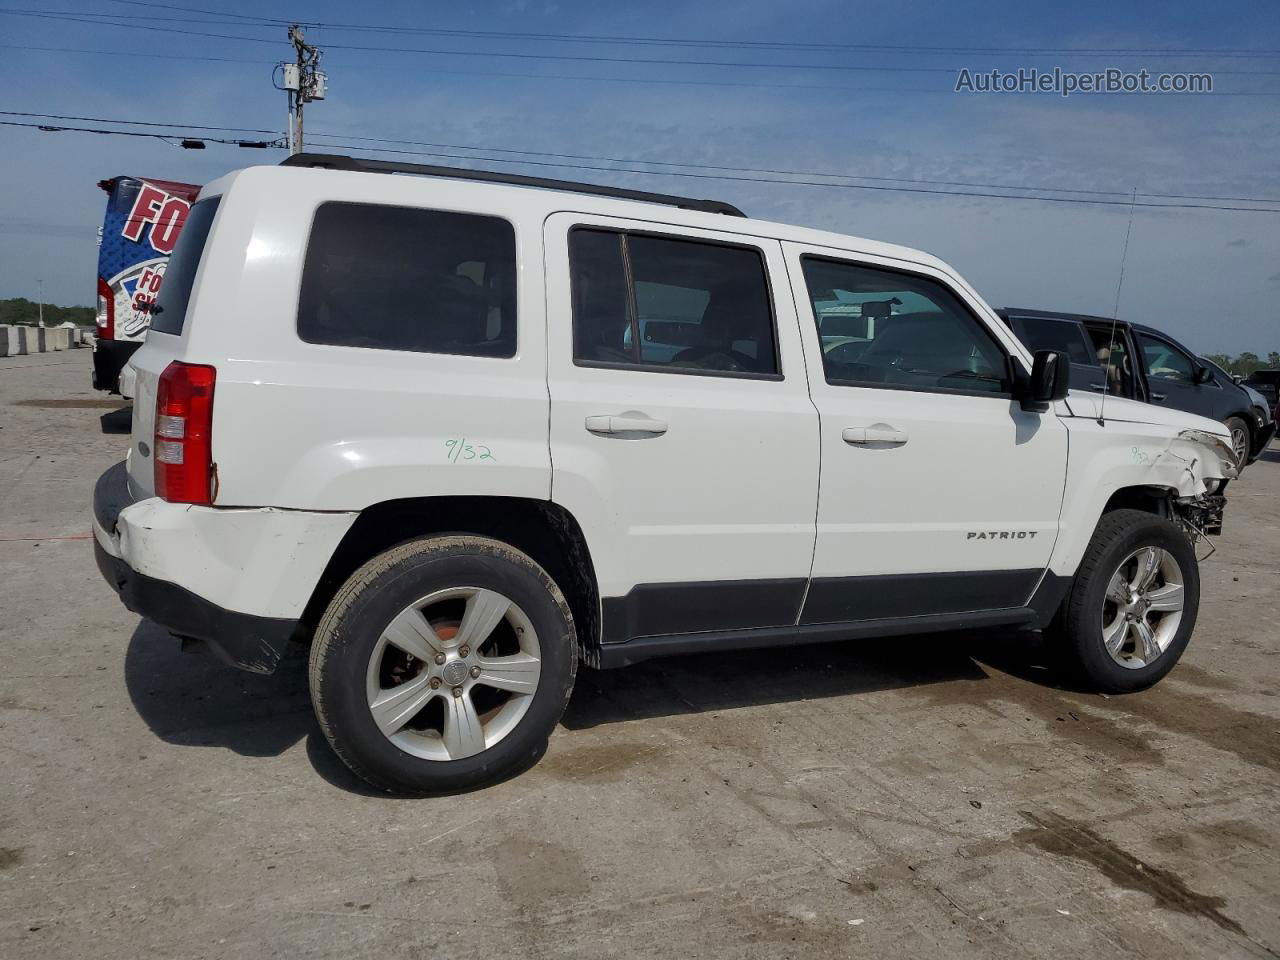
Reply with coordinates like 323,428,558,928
1150,392,1167,402
585,414,668,436
843,425,908,446
1090,383,1107,392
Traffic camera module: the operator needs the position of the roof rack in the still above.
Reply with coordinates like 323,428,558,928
280,153,746,217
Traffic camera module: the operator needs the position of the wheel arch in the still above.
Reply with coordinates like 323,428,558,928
1100,484,1175,519
299,496,602,666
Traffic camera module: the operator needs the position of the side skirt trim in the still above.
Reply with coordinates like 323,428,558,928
800,569,1042,625
596,607,1036,669
600,577,806,646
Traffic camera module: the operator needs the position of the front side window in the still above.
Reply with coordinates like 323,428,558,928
801,257,1009,394
298,202,516,357
1136,333,1196,383
570,228,779,376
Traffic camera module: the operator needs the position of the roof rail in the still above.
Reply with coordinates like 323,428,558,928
279,153,746,217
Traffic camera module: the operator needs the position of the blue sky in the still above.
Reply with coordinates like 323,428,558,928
2,0,1278,353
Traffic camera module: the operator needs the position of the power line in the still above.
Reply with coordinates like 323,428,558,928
6,10,1280,76
101,1,1280,59
5,107,1276,205
0,42,268,64
9,45,1278,97
303,129,1280,205
5,107,1274,203
12,45,1280,99
0,118,282,147
0,10,279,43
298,138,1280,213
3,115,1275,211
0,110,279,136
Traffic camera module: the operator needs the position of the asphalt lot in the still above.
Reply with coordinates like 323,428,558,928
2,348,1279,959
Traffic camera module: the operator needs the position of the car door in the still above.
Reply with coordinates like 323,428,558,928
783,244,1067,623
545,214,820,644
1132,330,1224,420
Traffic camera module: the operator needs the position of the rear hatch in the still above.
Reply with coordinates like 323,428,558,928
127,196,221,500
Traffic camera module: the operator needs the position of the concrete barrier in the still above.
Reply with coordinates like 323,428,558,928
6,325,29,356
0,326,89,355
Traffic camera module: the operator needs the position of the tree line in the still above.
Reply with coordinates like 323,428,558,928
1201,351,1280,378
0,297,95,327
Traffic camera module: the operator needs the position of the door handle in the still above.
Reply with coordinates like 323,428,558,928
1090,383,1107,392
585,414,668,436
843,425,908,446
1150,392,1167,402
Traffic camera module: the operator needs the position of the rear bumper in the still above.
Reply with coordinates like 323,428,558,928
92,460,357,674
91,338,140,393
94,538,296,674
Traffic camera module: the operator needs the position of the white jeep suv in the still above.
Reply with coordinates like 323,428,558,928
93,154,1237,794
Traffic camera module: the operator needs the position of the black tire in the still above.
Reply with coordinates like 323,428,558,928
1048,509,1199,693
1223,415,1251,466
309,535,577,795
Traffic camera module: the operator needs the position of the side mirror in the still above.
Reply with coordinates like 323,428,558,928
1194,365,1214,385
1020,350,1070,410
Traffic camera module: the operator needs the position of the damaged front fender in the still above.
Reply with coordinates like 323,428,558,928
1169,429,1240,482
1158,429,1237,539
1051,417,1237,577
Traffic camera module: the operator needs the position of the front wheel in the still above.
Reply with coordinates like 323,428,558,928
309,535,578,794
1049,509,1199,692
1223,415,1250,466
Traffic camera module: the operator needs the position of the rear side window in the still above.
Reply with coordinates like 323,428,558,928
149,197,219,335
1010,316,1098,367
298,202,516,357
569,228,779,376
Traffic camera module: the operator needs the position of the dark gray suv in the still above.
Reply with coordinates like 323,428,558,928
1000,308,1275,465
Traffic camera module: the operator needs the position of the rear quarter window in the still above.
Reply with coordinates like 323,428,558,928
148,197,219,336
297,202,516,357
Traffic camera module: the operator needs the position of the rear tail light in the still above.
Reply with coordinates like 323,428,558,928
95,277,114,339
154,361,216,504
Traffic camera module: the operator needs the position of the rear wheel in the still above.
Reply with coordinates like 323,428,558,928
309,535,577,794
1049,509,1199,692
1223,415,1250,465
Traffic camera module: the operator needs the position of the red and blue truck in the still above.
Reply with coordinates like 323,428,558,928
93,175,201,393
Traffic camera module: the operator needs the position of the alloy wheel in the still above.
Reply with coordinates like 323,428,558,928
364,587,541,761
1100,546,1185,670
1229,425,1249,464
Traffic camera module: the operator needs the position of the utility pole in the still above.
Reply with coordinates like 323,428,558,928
282,24,326,156
37,279,44,328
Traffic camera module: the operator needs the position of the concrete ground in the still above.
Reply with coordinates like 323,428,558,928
2,349,1278,960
